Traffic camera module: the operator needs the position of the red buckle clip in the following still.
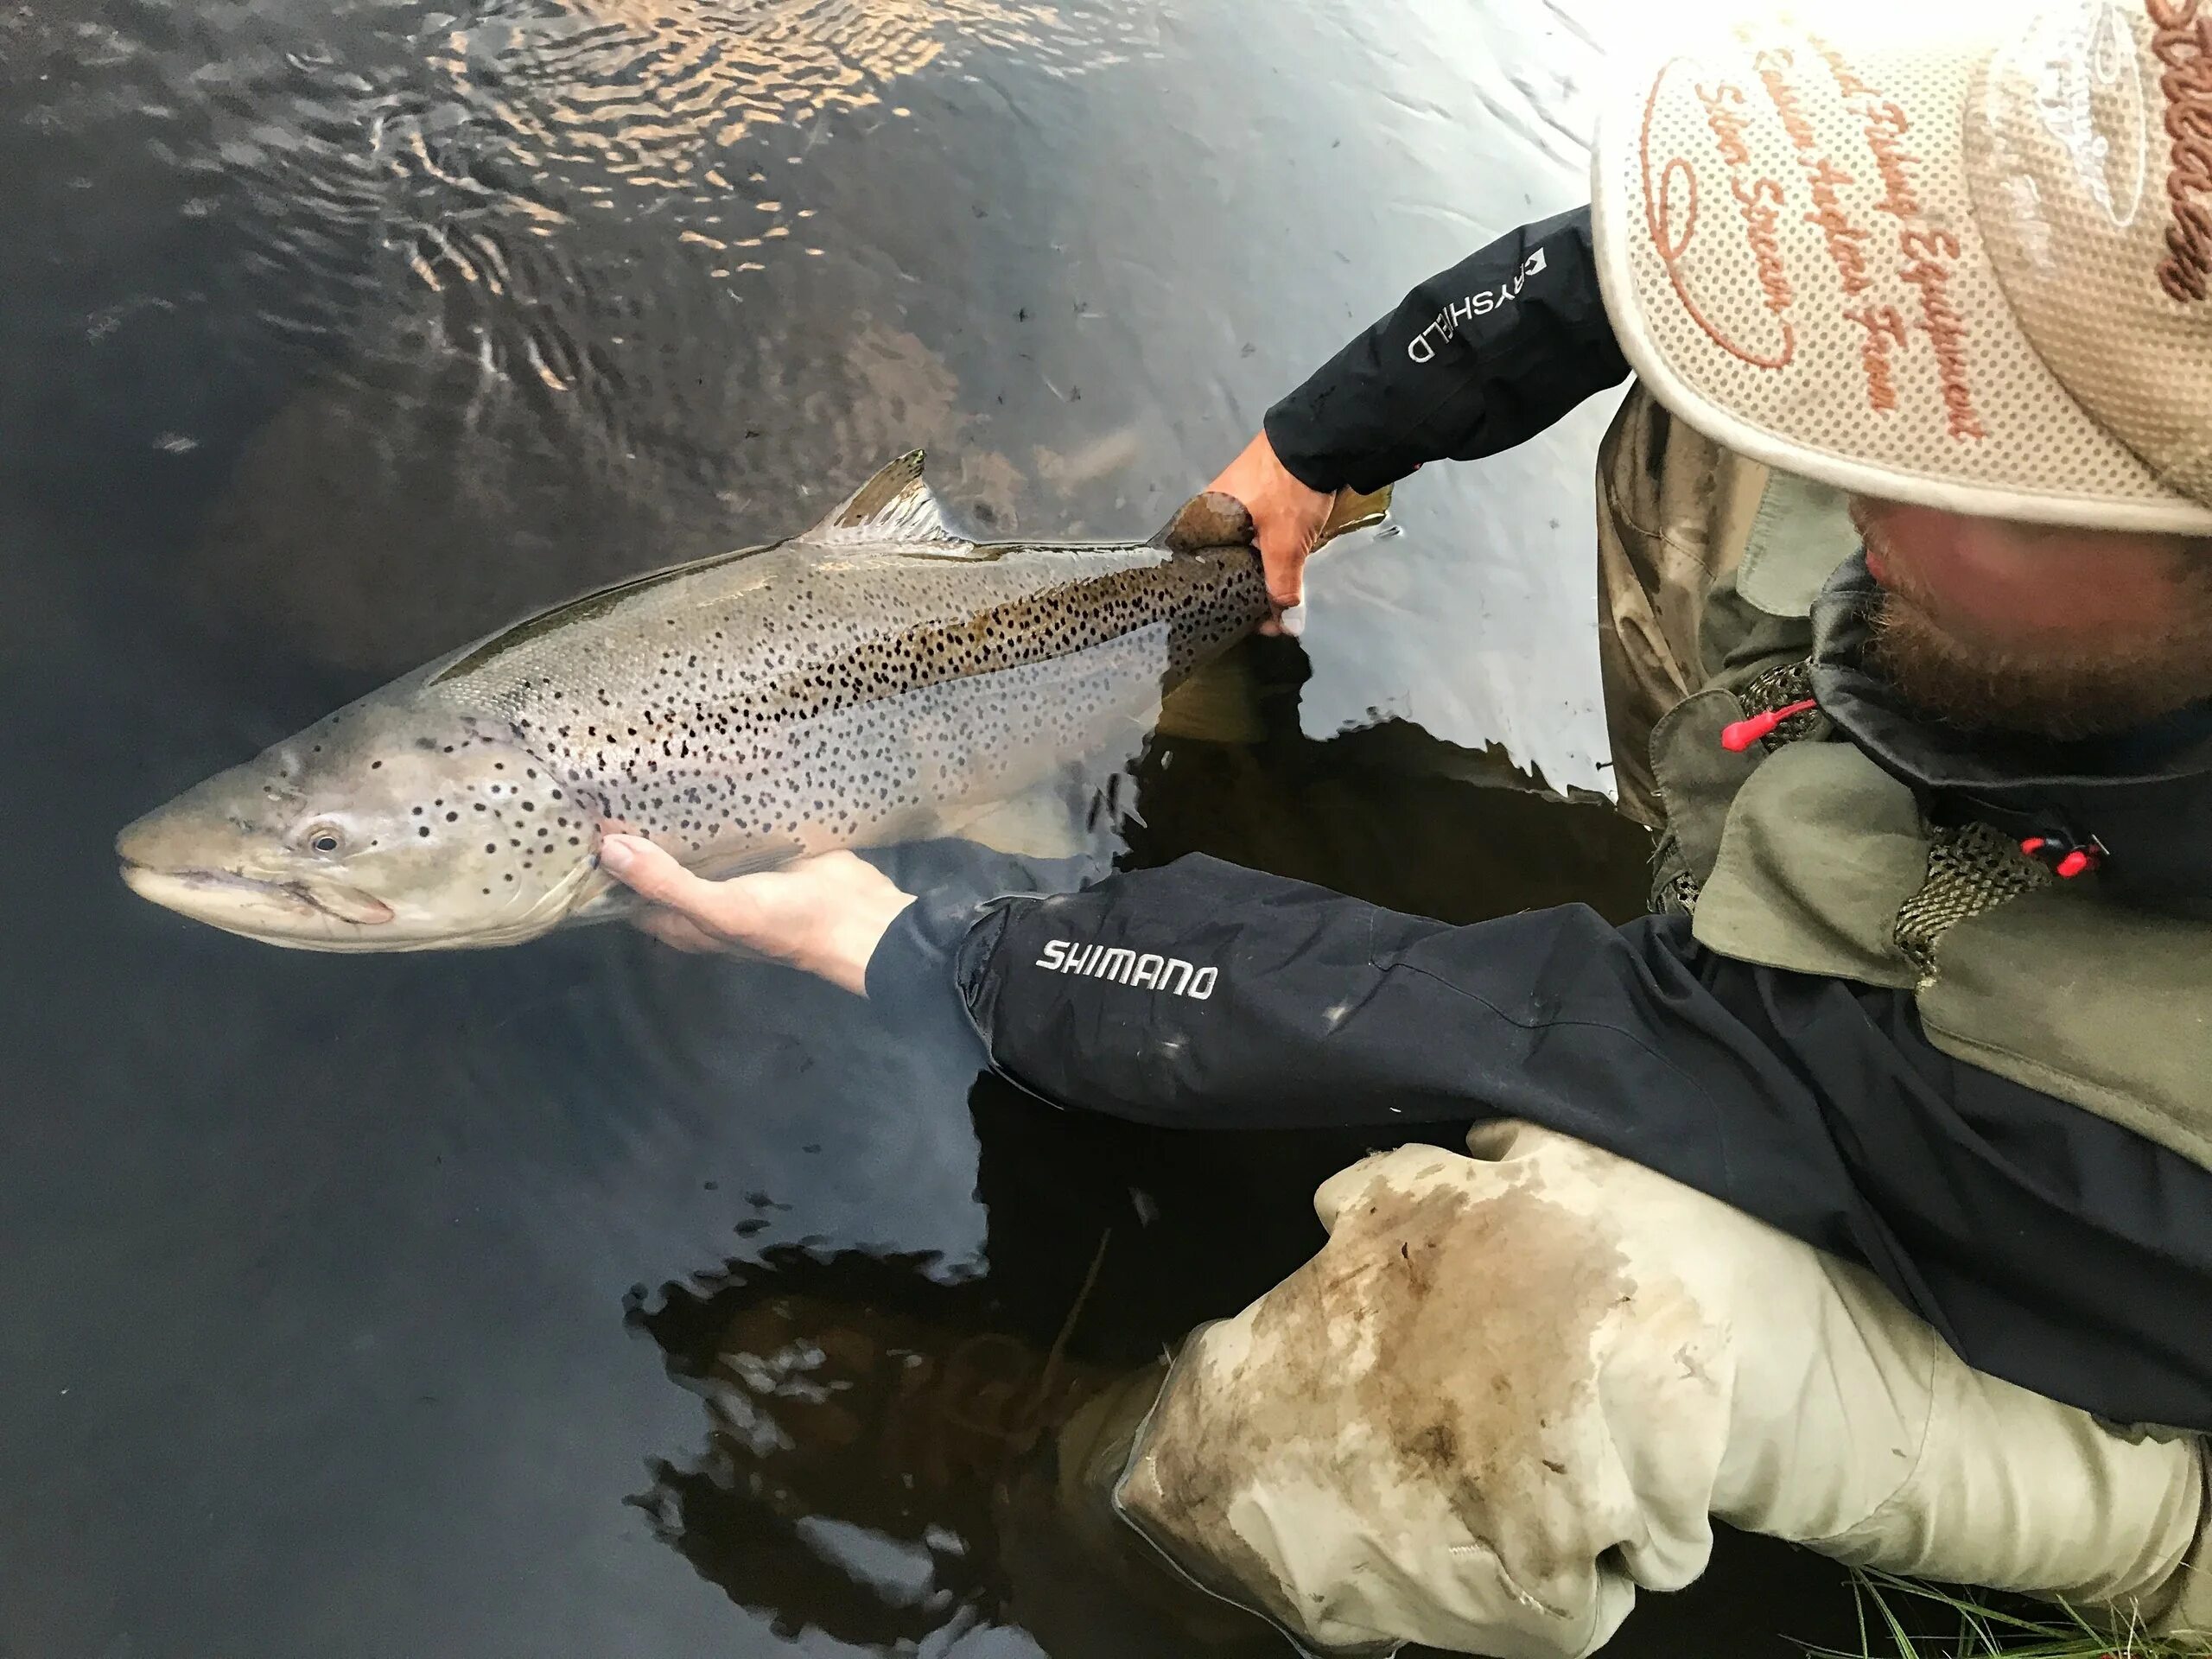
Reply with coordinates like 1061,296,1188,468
2019,836,2105,879
1720,698,1819,753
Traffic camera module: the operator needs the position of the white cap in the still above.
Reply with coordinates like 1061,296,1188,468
1592,0,2212,533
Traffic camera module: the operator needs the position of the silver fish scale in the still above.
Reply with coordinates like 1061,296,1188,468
433,534,1263,868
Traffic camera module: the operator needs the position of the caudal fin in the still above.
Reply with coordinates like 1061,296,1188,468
1152,490,1257,554
1150,481,1393,556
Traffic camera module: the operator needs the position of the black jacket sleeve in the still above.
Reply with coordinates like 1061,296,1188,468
865,853,2212,1436
1262,207,1631,495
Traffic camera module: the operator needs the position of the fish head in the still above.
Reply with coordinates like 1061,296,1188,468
118,695,596,950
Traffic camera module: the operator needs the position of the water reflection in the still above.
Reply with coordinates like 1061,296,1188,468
3,0,1875,1651
627,1243,1103,1649
426,0,1158,207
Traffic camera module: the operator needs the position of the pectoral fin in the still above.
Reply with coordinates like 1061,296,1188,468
1154,652,1264,745
689,841,810,880
949,786,1095,861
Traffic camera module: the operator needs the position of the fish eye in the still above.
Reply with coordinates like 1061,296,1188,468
302,823,346,857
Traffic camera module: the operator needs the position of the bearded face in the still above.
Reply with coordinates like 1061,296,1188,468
1851,499,2212,741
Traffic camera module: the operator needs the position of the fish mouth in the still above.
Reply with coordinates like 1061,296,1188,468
117,855,594,952
118,860,397,944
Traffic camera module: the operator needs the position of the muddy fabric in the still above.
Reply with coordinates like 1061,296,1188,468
1111,1124,2208,1659
1003,1364,1284,1655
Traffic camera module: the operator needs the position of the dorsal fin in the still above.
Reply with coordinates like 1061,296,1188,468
799,450,971,549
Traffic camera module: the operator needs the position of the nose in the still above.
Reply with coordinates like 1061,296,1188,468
115,811,161,871
114,793,233,876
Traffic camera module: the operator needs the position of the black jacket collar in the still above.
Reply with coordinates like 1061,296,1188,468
1807,555,2212,909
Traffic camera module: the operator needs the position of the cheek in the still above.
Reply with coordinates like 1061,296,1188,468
1873,511,2181,640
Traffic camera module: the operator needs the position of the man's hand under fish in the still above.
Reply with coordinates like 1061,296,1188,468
600,836,910,995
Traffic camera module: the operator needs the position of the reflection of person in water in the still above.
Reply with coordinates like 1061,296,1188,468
626,1237,1287,1656
614,3,2212,1652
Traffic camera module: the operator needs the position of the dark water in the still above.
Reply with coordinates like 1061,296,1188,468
4,1,1872,1654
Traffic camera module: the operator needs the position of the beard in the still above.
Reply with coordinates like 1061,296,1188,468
1867,582,2212,741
